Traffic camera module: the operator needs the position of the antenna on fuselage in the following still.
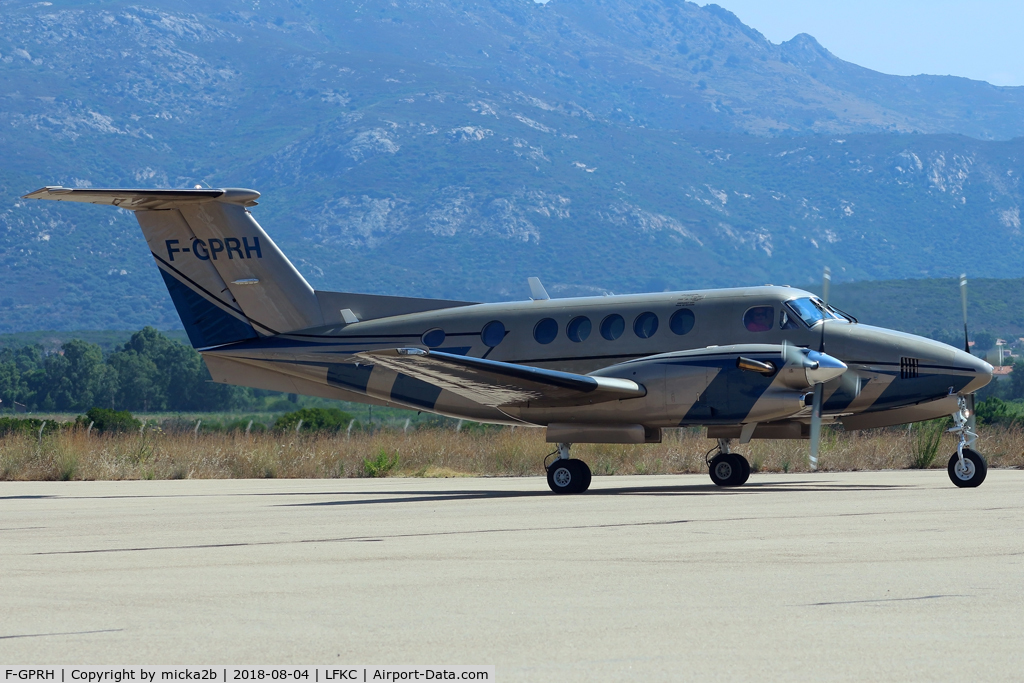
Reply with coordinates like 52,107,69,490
528,277,550,301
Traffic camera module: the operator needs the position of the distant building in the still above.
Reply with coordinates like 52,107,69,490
992,366,1013,379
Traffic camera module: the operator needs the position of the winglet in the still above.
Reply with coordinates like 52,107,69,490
528,277,550,301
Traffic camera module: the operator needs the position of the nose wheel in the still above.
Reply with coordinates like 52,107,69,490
545,443,592,494
948,397,987,488
948,447,987,488
707,439,750,487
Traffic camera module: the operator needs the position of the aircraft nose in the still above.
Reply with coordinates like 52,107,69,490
955,349,993,394
805,350,847,385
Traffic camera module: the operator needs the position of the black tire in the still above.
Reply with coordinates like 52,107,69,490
948,448,987,488
547,459,589,494
709,453,745,487
735,454,751,486
577,460,592,493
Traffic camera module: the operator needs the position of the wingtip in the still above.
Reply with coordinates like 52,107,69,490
22,186,61,199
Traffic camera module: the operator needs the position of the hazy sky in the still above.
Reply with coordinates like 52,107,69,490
708,1,1024,87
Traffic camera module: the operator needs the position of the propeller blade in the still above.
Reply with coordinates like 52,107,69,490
808,383,824,471
960,274,977,432
840,370,862,398
781,339,800,366
818,267,832,352
960,273,969,353
966,392,976,433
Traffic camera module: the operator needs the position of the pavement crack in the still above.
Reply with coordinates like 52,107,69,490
0,628,123,640
802,594,967,606
30,519,698,555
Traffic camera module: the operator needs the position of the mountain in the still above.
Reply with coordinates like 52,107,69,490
2,0,1024,332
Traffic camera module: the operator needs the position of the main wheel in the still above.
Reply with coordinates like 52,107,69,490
948,448,987,488
576,459,592,492
709,453,746,487
547,459,591,494
735,454,751,486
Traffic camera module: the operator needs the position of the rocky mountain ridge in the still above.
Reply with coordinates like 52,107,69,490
1,0,1023,332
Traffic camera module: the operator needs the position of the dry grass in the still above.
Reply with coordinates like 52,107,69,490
2,423,1023,481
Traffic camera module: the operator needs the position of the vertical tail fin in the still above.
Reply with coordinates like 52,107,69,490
22,186,324,348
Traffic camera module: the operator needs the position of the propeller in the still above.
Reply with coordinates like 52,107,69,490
809,266,832,470
961,274,976,433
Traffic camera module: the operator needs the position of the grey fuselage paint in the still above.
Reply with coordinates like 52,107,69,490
202,286,992,430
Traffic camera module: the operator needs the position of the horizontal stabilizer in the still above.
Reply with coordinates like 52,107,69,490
357,348,646,408
22,186,260,210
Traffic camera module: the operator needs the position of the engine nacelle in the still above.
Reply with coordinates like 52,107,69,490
592,343,843,425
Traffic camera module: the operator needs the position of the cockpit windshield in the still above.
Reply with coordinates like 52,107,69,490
785,297,849,327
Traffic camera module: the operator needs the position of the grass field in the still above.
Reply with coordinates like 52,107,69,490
1,423,1022,481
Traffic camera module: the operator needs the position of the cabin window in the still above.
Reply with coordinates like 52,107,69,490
670,308,695,335
600,314,625,340
421,328,446,347
481,320,506,347
567,316,591,342
743,306,774,332
534,318,558,344
634,312,659,339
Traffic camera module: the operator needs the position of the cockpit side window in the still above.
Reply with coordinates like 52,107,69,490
743,306,774,332
780,308,800,330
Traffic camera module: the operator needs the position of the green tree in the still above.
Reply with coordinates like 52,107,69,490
116,326,244,411
0,359,27,410
36,340,108,411
973,331,996,352
1009,359,1024,400
4,345,43,409
108,348,163,412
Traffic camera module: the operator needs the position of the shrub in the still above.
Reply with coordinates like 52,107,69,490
76,407,141,434
0,417,61,437
275,407,355,433
362,448,399,477
910,419,945,469
224,418,267,434
266,398,298,412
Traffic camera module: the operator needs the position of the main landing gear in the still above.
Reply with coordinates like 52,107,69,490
947,397,987,488
545,443,592,494
707,438,750,487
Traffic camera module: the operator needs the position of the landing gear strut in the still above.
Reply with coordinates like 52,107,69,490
545,442,592,494
707,438,750,487
947,397,987,488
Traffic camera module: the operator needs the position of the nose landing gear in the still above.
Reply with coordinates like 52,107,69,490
545,442,592,494
948,396,987,488
707,439,751,487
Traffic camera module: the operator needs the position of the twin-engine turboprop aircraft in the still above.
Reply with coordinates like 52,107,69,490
25,186,994,491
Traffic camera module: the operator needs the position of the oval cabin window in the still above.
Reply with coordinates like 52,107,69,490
534,318,558,344
670,308,695,335
600,314,625,341
743,306,775,332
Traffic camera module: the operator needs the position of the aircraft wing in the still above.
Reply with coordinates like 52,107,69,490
356,348,646,408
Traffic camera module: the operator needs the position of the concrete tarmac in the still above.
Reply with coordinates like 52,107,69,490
2,471,1023,681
